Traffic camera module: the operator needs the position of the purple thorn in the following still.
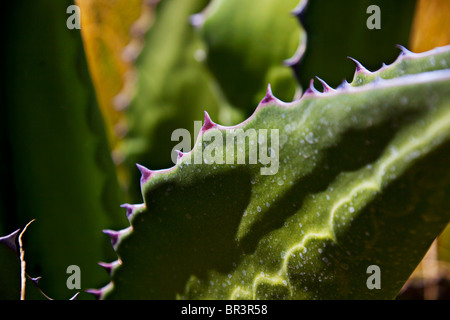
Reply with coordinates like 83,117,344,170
103,229,120,248
136,163,153,184
259,83,276,104
303,79,320,96
396,44,414,57
0,229,20,255
337,79,351,90
176,149,184,160
85,288,103,300
315,77,334,93
120,204,135,220
347,56,369,73
29,276,42,286
98,261,118,276
202,111,216,132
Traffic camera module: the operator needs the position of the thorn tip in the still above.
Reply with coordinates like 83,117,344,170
103,229,120,248
315,76,334,93
260,83,276,104
136,163,153,183
120,204,135,220
0,229,20,254
303,79,320,97
202,111,216,131
347,56,368,73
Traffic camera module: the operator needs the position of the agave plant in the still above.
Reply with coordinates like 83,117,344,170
1,0,449,300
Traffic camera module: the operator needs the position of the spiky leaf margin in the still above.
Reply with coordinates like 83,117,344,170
97,46,450,299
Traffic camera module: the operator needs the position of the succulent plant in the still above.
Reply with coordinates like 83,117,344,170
97,45,450,299
1,0,449,301
3,0,127,299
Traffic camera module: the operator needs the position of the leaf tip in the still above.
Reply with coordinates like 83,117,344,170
302,79,321,98
396,44,414,57
120,203,136,220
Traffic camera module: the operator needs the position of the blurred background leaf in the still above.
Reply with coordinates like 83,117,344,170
409,0,450,53
1,0,448,300
114,0,228,202
75,0,147,150
3,0,127,299
197,0,304,111
397,0,450,300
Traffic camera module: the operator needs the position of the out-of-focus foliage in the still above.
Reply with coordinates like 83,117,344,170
410,0,450,53
398,0,450,299
75,0,144,149
3,0,127,299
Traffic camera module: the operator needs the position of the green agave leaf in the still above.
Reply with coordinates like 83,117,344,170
98,46,450,299
4,0,127,299
350,45,450,86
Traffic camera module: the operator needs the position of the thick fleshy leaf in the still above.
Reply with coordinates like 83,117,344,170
99,46,450,299
410,0,450,53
